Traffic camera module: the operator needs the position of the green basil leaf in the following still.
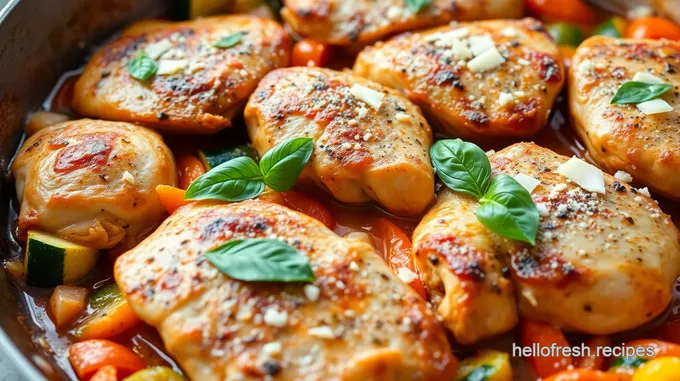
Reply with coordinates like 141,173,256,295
405,0,431,13
461,365,495,381
214,32,243,49
185,156,264,201
477,174,539,245
610,357,648,369
611,81,674,105
430,139,492,199
260,137,314,192
127,51,158,82
205,238,315,282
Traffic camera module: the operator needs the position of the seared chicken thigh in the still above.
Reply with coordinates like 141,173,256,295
354,18,564,139
12,119,176,249
73,15,291,134
281,0,524,49
245,67,435,216
413,143,680,344
115,200,457,380
570,36,680,200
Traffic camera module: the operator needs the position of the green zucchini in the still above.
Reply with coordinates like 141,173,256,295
24,231,98,287
197,144,257,170
608,356,648,372
547,23,585,47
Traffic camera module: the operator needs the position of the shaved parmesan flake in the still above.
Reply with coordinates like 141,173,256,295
357,105,369,119
350,84,384,110
556,156,605,194
632,71,665,85
308,326,335,339
263,308,288,327
396,268,418,284
449,27,470,39
122,171,135,184
262,342,282,356
469,34,495,56
501,27,518,37
304,284,320,302
514,173,541,193
145,39,173,59
577,59,595,74
637,98,673,115
452,39,473,60
467,46,505,73
638,187,651,197
498,92,514,107
157,60,188,75
614,170,633,183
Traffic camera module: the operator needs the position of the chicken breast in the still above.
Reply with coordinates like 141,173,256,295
114,200,457,380
354,18,564,139
244,67,434,216
12,119,176,250
281,0,524,49
570,36,680,200
73,15,291,134
413,142,680,344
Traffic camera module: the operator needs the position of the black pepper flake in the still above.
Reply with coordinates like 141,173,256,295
625,216,635,225
428,254,439,265
583,304,592,312
613,182,626,193
262,360,282,376
157,111,169,120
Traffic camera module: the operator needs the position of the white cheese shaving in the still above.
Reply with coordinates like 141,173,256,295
498,92,514,107
556,156,605,194
577,59,595,74
536,203,550,217
449,27,470,39
262,342,282,356
452,39,473,60
469,34,495,56
144,39,173,59
350,84,384,110
614,170,633,183
307,326,335,339
122,171,135,184
637,98,673,115
517,58,530,66
396,267,418,284
514,173,541,193
467,46,505,73
263,308,288,327
638,187,651,197
157,59,188,76
357,106,369,119
304,284,320,302
632,71,665,85
501,27,518,37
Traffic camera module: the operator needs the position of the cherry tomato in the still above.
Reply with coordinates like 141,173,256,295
176,154,206,190
281,191,336,229
521,319,573,377
69,340,146,380
626,17,680,40
376,218,427,299
291,39,332,67
525,0,597,25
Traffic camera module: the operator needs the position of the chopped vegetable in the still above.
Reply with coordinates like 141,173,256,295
24,230,99,287
575,336,609,370
525,0,596,25
521,319,573,377
176,154,206,190
69,339,146,380
281,191,336,229
49,285,88,328
156,185,190,214
609,356,648,375
24,111,69,137
548,23,584,46
123,366,187,381
292,39,332,67
90,365,118,381
592,17,628,38
626,17,680,40
377,218,427,299
456,350,512,381
74,283,140,340
632,357,680,380
197,144,257,171
213,32,242,48
545,369,624,380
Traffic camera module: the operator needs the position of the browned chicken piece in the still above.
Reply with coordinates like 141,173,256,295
73,15,291,134
115,200,457,380
245,67,435,216
570,36,680,200
354,18,564,139
413,143,680,344
12,119,176,249
281,0,524,49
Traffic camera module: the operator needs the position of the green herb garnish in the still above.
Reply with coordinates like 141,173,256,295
127,51,158,82
214,32,243,48
611,81,674,105
405,0,431,13
461,364,496,381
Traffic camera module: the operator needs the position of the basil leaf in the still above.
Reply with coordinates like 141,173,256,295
260,137,314,192
461,365,495,381
405,0,431,13
185,156,264,201
611,81,674,105
127,51,158,82
214,32,243,48
477,174,539,245
430,139,492,199
205,238,315,282
610,357,648,368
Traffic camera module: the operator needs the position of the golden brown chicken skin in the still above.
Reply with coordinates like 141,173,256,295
115,200,457,380
12,119,176,250
281,0,524,49
354,18,564,139
245,67,435,216
73,15,291,134
570,36,680,200
413,143,680,344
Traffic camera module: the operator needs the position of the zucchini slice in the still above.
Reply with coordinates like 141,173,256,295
198,144,257,170
24,231,99,287
73,283,140,340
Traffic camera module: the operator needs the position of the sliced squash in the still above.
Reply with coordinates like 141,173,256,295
73,283,140,340
49,285,88,328
197,144,257,170
457,350,512,381
24,230,99,287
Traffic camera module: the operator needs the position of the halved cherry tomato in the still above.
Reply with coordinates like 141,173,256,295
155,185,189,214
625,339,680,359
291,39,332,67
376,218,427,299
69,340,146,380
89,365,117,381
545,369,627,381
176,154,206,190
281,191,336,229
521,319,573,377
575,336,610,370
525,0,597,25
626,17,680,40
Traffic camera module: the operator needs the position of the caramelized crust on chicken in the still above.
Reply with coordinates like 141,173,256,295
73,15,291,134
570,36,680,200
12,119,176,249
115,201,457,380
413,143,680,344
281,0,524,49
354,18,564,139
245,67,434,216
